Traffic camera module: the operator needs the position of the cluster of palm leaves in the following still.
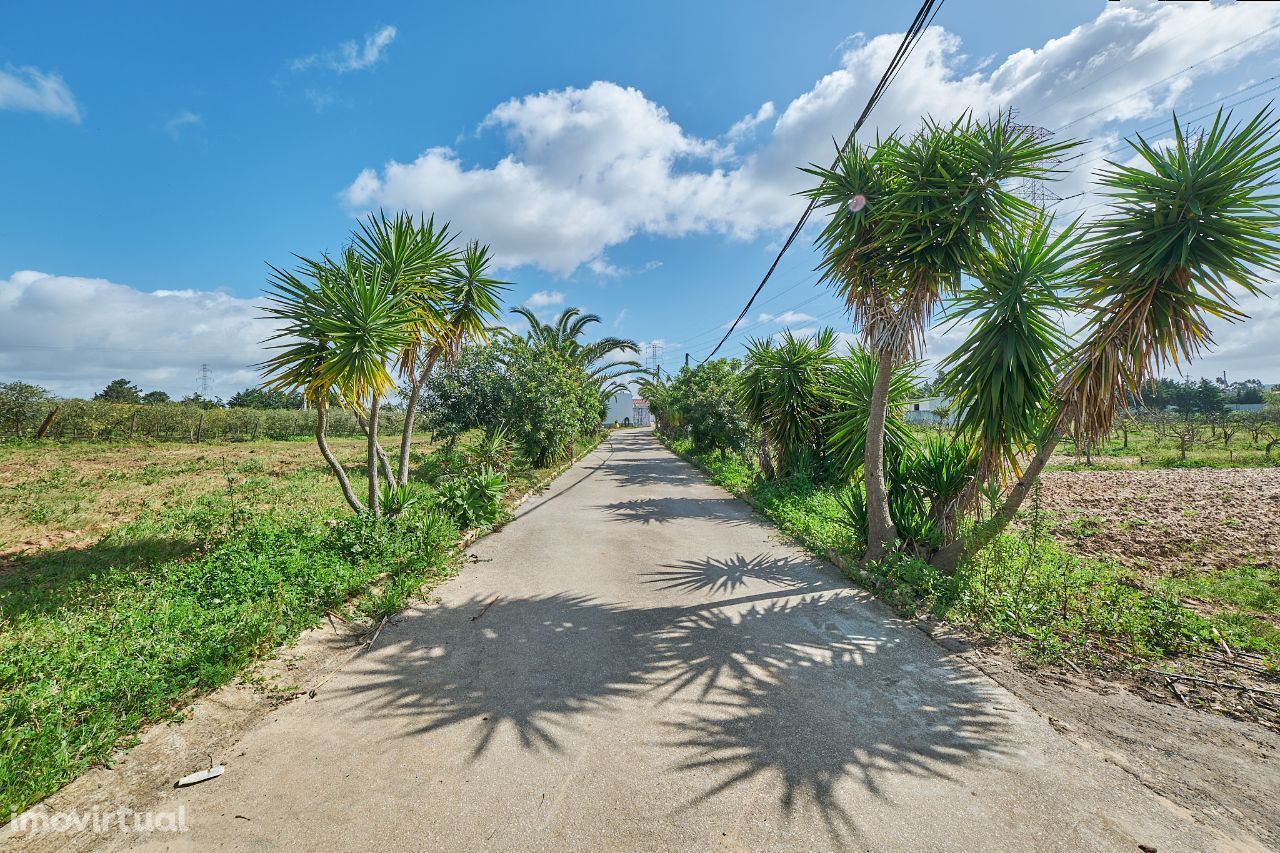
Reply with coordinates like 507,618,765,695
260,210,507,515
804,105,1280,571
509,307,642,404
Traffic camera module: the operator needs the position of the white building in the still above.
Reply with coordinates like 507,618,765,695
604,389,634,425
632,398,651,427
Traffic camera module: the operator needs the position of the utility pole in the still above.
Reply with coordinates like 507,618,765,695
198,364,211,398
685,352,690,368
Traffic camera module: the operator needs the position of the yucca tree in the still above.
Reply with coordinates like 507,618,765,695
740,328,840,477
938,214,1080,481
261,249,414,515
804,115,1079,562
933,105,1280,572
392,240,508,485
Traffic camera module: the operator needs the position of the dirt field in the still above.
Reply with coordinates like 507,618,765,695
1040,467,1280,572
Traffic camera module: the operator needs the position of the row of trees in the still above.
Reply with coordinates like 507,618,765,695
654,105,1280,573
259,211,640,517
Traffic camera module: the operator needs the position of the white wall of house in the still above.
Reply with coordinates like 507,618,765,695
604,389,634,425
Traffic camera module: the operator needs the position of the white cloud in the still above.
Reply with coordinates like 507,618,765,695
524,289,565,309
163,110,202,140
759,310,817,325
343,1,1280,276
304,89,343,112
292,25,397,74
0,65,80,121
726,101,776,142
587,257,623,278
0,271,274,399
612,309,627,329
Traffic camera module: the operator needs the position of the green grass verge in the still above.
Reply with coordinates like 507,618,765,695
667,436,1279,669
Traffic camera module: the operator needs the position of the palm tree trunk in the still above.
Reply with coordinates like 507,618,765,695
315,400,366,514
397,351,439,486
863,347,898,562
931,433,1061,574
367,394,381,516
757,435,776,480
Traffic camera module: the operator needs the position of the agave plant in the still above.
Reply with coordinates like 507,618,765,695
740,328,840,477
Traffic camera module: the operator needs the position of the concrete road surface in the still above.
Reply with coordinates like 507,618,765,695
122,429,1220,851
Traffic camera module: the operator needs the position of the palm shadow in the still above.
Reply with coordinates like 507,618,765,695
641,553,827,595
337,583,1007,842
650,596,1005,840
595,496,754,527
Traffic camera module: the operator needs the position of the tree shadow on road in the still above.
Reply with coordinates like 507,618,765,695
334,582,1008,843
641,553,827,595
595,496,754,527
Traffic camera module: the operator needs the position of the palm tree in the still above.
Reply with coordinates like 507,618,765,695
804,115,1079,562
261,249,414,515
932,105,1280,572
740,328,839,477
510,306,642,397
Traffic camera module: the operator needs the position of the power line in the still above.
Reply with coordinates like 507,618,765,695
1054,23,1280,133
699,0,946,364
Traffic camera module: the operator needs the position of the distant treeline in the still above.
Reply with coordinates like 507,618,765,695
0,380,412,442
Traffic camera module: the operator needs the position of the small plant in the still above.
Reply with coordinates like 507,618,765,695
466,427,514,472
378,481,426,518
435,465,507,529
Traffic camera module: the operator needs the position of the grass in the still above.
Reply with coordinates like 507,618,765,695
0,430,603,816
667,435,1280,670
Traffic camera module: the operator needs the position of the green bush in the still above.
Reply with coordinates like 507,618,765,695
435,466,507,529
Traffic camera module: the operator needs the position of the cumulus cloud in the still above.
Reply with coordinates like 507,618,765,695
292,25,397,74
343,0,1280,276
163,110,202,140
0,65,80,121
759,311,817,325
0,271,273,399
524,289,565,310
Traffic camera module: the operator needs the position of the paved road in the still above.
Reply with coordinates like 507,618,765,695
128,430,1217,851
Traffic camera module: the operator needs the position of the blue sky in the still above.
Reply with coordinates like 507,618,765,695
3,0,1279,397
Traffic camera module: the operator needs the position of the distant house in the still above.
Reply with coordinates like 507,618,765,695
632,398,652,427
604,389,633,425
905,396,952,425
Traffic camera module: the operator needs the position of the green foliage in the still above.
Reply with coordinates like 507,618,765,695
940,214,1077,475
228,386,304,409
421,345,509,440
501,339,601,467
823,347,921,480
0,381,54,437
94,378,143,404
435,465,507,529
666,359,750,456
740,328,840,474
